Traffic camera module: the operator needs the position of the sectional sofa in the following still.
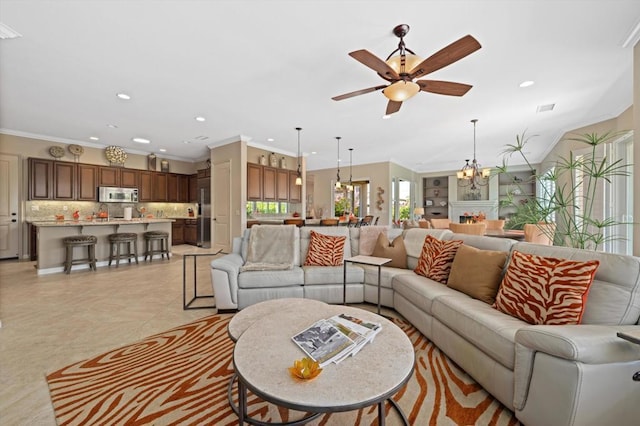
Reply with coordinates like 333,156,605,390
210,225,640,426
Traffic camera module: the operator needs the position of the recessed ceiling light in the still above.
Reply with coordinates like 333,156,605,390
159,148,167,152
89,136,99,141
267,138,274,142
382,114,392,119
311,151,317,155
195,116,206,122
106,124,118,129
519,80,535,88
183,140,191,144
132,137,150,144
116,93,131,100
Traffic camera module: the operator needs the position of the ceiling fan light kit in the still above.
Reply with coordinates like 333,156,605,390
332,24,481,115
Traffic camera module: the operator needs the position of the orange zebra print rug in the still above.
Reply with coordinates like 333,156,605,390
47,314,521,425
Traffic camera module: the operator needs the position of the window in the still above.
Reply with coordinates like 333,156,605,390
246,201,288,216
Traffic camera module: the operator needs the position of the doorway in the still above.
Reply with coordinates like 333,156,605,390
0,154,20,259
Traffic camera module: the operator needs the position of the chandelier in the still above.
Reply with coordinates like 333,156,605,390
457,119,490,189
294,127,302,185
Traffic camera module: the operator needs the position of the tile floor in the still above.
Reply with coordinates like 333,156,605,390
0,247,394,425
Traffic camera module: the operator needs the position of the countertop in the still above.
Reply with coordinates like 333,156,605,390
29,218,175,227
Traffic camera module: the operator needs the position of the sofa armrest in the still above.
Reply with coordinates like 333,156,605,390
516,324,640,364
210,253,244,310
513,324,640,410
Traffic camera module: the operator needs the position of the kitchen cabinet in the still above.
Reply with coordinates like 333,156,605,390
276,169,289,201
153,172,168,201
185,219,198,245
189,174,198,202
120,169,138,188
262,166,277,201
247,163,263,201
167,173,179,202
29,158,54,200
139,171,153,202
77,164,98,201
289,170,302,203
178,174,189,203
53,162,76,200
197,168,210,179
172,219,185,245
98,166,120,187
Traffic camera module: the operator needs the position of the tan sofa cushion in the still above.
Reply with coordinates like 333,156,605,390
371,233,407,269
447,244,508,304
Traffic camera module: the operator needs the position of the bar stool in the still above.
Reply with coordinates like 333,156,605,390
144,231,170,261
108,233,139,267
62,235,97,274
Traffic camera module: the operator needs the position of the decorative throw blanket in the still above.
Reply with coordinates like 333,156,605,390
241,225,296,271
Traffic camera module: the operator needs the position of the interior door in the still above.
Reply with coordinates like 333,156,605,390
0,154,20,259
213,161,231,252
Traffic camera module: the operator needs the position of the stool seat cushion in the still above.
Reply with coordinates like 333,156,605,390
144,231,169,238
63,235,97,244
108,233,137,241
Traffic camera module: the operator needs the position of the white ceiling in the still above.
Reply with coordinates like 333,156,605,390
1,1,639,173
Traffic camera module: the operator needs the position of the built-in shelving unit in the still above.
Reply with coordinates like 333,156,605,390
422,176,449,219
498,171,536,219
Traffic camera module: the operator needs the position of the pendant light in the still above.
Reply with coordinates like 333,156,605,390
346,148,354,191
294,127,302,185
457,119,490,189
335,136,342,189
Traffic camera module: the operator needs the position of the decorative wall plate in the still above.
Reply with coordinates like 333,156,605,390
68,144,84,156
433,179,441,186
49,146,65,158
105,145,127,164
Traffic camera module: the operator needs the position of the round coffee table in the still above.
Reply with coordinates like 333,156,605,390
233,301,415,425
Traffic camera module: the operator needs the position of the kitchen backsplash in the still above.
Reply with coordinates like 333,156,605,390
26,201,198,221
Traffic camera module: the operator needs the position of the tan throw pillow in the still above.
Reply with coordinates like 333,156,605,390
447,244,508,304
304,230,347,266
371,233,407,269
414,235,462,284
493,250,599,325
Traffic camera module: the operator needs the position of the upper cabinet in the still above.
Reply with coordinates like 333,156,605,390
76,164,98,201
247,163,302,203
120,169,139,188
98,166,120,187
29,158,54,200
139,171,153,202
153,172,168,201
276,169,289,201
262,166,277,201
247,163,263,201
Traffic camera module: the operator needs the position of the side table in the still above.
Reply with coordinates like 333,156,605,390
182,250,222,310
343,255,391,315
617,330,640,381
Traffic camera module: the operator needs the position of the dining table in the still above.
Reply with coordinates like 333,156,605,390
484,229,526,241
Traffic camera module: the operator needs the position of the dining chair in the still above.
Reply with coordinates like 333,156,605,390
483,219,506,231
319,218,339,226
283,218,305,227
430,218,451,229
449,222,487,235
360,215,374,226
524,223,556,245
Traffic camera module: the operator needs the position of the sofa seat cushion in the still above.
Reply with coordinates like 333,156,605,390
432,295,529,370
392,273,466,315
238,267,304,289
303,264,364,285
362,265,413,289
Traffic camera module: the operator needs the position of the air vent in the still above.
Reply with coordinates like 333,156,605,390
0,22,22,40
194,135,209,141
536,103,555,113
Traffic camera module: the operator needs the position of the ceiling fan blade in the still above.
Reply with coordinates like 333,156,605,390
349,50,400,81
417,80,473,96
332,85,387,101
385,100,402,115
409,35,481,79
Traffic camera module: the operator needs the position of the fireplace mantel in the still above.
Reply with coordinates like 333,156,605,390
449,201,499,221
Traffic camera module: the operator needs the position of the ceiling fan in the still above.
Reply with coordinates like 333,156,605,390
332,24,481,115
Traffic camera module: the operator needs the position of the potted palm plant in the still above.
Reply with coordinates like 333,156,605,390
497,130,631,250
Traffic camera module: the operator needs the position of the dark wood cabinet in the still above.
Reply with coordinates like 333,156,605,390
98,166,120,187
53,162,76,200
167,173,179,202
139,171,153,202
276,169,289,201
289,170,302,203
178,174,189,203
154,172,168,201
29,158,53,200
262,166,277,201
197,168,210,179
77,164,98,201
120,169,138,188
189,174,198,202
185,219,198,245
247,163,263,201
172,219,185,245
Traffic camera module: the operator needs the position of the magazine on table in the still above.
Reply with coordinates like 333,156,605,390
291,314,382,366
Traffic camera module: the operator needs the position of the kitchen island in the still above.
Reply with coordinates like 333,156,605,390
29,219,173,275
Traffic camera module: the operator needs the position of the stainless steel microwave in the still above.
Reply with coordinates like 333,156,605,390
98,187,138,203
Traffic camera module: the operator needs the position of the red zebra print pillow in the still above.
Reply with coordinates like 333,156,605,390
414,235,463,284
304,230,347,266
493,250,599,325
